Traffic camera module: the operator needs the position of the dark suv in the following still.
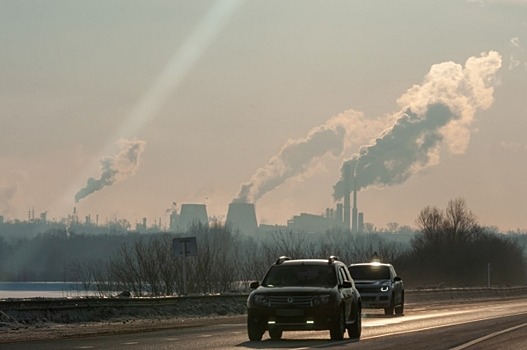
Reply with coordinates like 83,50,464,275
348,262,404,316
246,256,362,341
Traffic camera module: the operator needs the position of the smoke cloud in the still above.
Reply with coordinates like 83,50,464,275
0,184,17,214
234,115,352,204
334,51,502,199
508,36,526,71
74,139,146,203
234,109,390,205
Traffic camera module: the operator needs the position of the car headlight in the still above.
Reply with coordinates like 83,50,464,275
380,281,391,292
312,294,331,306
254,295,270,306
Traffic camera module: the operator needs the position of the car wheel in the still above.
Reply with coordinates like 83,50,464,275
330,307,345,340
269,329,283,340
384,306,394,315
247,317,264,341
347,304,362,339
384,295,395,315
395,293,404,315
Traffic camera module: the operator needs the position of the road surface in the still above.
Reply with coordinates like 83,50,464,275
3,298,527,349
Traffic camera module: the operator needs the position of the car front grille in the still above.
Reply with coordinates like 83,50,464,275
268,295,315,307
357,287,381,293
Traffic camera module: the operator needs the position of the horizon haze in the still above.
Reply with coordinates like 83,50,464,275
1,1,526,231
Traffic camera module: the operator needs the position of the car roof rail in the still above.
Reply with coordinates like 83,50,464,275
328,255,340,264
275,256,292,265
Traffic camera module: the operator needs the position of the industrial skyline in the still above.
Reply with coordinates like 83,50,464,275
1,2,526,232
0,197,365,235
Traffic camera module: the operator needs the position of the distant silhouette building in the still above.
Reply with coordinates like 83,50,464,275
287,213,333,233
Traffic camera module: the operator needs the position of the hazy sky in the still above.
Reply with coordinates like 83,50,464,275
1,0,526,231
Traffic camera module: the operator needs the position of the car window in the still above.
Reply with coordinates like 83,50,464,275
349,265,391,280
262,265,337,287
338,266,348,284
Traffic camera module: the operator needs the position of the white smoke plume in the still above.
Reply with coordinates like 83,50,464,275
334,51,502,199
509,36,526,71
165,201,178,215
234,98,402,204
74,139,146,203
235,114,353,204
0,184,17,214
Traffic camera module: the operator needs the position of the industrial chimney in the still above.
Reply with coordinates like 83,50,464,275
343,163,351,230
226,202,258,235
351,176,358,234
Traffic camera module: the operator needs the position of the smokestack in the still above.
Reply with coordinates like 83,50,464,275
343,163,351,230
336,203,343,225
358,212,364,233
226,202,258,235
352,176,358,234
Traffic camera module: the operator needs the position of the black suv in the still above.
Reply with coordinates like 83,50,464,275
348,262,404,316
246,256,362,341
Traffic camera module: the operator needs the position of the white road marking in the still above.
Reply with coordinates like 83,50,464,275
363,311,527,341
363,310,471,328
449,322,527,350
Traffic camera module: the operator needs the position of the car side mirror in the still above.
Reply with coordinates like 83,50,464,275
341,280,352,288
250,281,260,289
394,276,402,282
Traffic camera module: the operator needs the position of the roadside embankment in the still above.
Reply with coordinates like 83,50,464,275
1,286,526,343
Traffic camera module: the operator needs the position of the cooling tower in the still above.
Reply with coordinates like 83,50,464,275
178,204,208,232
226,202,258,235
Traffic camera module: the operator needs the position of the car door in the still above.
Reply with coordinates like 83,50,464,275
390,266,403,305
338,265,354,319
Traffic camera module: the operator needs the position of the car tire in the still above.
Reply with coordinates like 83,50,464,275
269,329,283,340
384,294,395,315
330,307,345,340
395,293,404,315
247,316,264,341
347,304,362,339
384,306,394,315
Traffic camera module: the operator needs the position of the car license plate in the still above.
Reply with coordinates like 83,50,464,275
276,308,304,317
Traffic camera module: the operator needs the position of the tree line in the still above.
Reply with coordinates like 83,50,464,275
1,198,525,295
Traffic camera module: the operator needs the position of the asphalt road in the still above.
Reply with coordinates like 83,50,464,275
3,298,527,350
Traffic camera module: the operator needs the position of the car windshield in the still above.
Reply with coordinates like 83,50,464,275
349,265,391,280
262,265,337,287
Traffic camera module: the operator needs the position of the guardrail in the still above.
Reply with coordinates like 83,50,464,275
0,294,245,310
1,287,527,325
